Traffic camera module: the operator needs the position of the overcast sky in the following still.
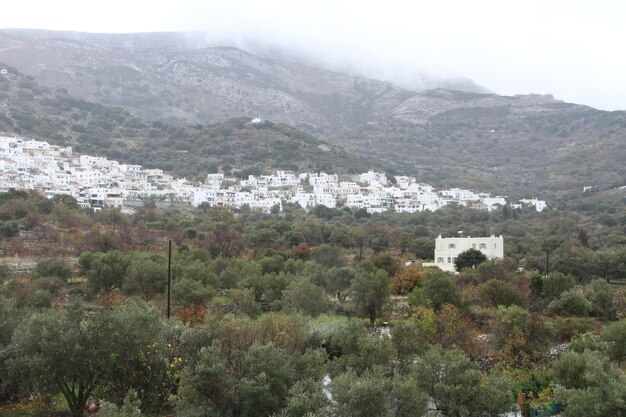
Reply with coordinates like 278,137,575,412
1,0,625,110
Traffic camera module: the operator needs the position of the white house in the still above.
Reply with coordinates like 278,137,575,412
519,198,546,212
428,234,504,273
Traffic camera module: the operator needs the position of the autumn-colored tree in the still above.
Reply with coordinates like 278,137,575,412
391,267,425,295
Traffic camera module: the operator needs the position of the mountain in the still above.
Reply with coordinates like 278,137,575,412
329,89,626,197
0,29,625,198
0,29,417,130
0,68,375,179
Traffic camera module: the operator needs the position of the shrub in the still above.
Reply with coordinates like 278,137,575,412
548,289,592,317
32,259,73,282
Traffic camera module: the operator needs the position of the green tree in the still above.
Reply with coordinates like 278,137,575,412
454,248,487,272
568,332,609,356
331,369,390,417
553,351,626,417
79,250,130,293
282,278,328,317
350,267,390,325
4,305,110,417
494,305,552,362
424,270,461,310
90,300,181,411
274,378,330,417
585,279,613,317
548,289,592,317
31,259,73,282
478,279,526,307
122,254,167,299
603,319,626,365
542,272,574,301
414,346,514,417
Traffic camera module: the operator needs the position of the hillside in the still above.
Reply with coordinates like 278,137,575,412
331,90,626,197
0,29,415,130
0,29,625,198
0,68,375,179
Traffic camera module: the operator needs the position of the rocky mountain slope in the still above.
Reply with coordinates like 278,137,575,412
0,29,625,198
0,69,374,179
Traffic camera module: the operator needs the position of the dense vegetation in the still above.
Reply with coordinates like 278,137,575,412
1,190,625,416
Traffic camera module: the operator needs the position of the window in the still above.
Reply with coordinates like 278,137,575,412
448,243,456,249
479,243,487,249
447,257,451,263
472,243,476,249
437,257,444,263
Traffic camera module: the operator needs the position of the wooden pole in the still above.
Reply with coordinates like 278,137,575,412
167,239,172,319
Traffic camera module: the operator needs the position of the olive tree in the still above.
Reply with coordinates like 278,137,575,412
4,305,110,417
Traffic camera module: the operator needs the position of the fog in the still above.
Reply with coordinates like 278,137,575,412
2,0,626,110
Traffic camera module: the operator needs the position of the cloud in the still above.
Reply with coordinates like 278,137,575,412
1,0,626,109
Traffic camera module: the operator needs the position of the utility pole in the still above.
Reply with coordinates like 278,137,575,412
167,240,172,319
358,236,364,261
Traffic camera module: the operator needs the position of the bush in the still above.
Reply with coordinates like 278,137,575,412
32,276,66,295
478,279,526,307
32,259,73,282
548,289,592,317
550,317,602,342
542,272,574,301
0,221,20,238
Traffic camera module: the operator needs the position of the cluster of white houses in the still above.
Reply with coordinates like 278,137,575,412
0,135,546,214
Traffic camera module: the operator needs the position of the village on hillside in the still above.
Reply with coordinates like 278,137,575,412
0,135,546,214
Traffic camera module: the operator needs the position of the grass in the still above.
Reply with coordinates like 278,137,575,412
0,395,68,417
308,313,351,326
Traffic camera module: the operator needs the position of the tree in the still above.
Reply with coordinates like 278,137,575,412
275,378,330,417
90,300,181,411
204,224,244,258
79,250,130,293
585,279,613,317
414,346,514,417
323,266,355,302
548,289,591,317
31,259,73,282
454,248,487,272
4,306,110,417
478,279,527,307
568,332,609,356
603,319,626,365
542,272,574,301
282,278,328,316
122,254,167,299
350,267,390,325
553,351,626,417
424,270,461,310
494,305,552,362
391,266,425,295
331,369,390,417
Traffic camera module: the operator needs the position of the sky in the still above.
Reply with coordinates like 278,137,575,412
1,0,625,110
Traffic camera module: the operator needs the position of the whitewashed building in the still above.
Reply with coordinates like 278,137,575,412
429,234,504,273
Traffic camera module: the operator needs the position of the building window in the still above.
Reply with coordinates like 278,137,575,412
448,243,455,249
472,243,476,249
479,243,487,249
437,257,444,263
447,257,451,263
